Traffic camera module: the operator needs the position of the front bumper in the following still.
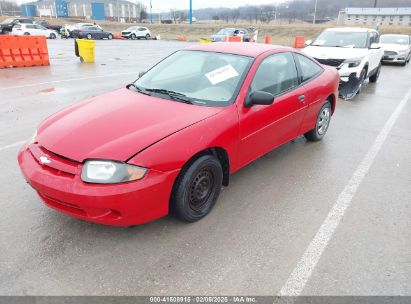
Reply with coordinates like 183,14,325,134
382,55,407,63
18,144,180,226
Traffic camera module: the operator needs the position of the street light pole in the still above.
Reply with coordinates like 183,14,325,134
189,0,192,24
150,0,152,24
313,0,318,24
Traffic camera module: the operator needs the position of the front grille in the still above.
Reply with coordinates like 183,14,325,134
384,51,398,56
314,58,345,67
122,31,131,35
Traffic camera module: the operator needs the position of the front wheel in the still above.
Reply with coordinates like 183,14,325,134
108,34,113,40
171,155,223,222
130,33,136,40
49,33,57,39
145,33,150,40
87,34,92,39
304,101,332,142
24,32,30,36
369,63,381,83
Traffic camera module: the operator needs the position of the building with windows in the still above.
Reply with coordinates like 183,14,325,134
338,7,411,26
22,0,144,22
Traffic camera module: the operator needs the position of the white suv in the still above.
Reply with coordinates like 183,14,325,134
121,26,151,40
303,28,384,100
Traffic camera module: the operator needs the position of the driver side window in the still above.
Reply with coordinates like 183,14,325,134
250,52,299,96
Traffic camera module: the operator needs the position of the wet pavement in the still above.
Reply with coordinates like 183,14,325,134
0,39,410,296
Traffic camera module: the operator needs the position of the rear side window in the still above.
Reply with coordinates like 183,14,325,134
250,52,299,96
295,54,323,83
26,25,36,29
20,19,32,24
14,24,21,29
138,27,146,31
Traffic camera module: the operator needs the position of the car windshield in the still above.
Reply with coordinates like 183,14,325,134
217,28,235,36
312,31,368,48
380,35,409,45
134,50,253,107
1,18,14,24
126,26,138,30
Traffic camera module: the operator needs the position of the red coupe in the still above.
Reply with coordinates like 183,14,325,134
18,43,339,226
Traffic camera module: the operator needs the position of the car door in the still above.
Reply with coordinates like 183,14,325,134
24,24,36,35
368,31,382,73
237,51,308,167
35,25,47,37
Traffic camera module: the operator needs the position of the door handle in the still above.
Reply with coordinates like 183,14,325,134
298,95,306,102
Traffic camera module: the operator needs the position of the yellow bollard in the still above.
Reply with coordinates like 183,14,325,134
199,38,212,44
75,39,95,63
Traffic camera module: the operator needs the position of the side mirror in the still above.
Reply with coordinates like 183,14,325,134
305,40,313,46
370,43,381,49
138,71,146,78
244,91,275,108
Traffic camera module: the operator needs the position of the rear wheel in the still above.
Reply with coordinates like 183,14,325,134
108,34,113,40
171,155,223,222
49,33,56,39
87,33,92,39
145,33,150,40
369,63,381,83
304,101,332,142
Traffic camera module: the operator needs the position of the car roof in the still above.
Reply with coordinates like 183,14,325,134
325,27,376,33
381,34,408,37
186,42,291,58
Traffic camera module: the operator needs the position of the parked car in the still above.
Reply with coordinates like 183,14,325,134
76,26,113,40
211,28,251,42
18,43,339,226
67,23,101,38
12,24,58,39
121,26,151,40
0,17,33,35
33,19,62,32
303,28,384,100
380,34,411,66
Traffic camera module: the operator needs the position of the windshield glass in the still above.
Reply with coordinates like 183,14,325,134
380,35,409,45
134,50,253,107
126,26,138,30
313,31,368,48
1,18,14,24
217,28,235,36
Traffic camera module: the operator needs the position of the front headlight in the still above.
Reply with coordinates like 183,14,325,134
343,57,364,68
81,160,147,184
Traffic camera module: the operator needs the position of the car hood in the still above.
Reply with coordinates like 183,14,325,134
382,44,409,52
303,46,370,60
37,88,224,163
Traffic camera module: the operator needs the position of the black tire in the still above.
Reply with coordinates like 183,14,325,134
400,61,407,67
23,32,30,36
304,101,332,142
131,33,136,40
369,63,381,83
87,33,92,39
357,68,367,95
2,29,10,35
108,34,113,40
171,155,223,222
49,33,56,39
145,33,150,40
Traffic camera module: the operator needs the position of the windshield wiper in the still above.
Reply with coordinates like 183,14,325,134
145,88,193,104
126,83,151,96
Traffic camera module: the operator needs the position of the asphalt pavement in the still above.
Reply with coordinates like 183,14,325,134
0,39,410,296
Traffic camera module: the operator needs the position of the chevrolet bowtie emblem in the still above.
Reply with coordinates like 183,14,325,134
39,155,51,164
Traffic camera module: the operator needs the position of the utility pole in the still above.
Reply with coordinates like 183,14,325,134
374,0,378,7
313,0,318,24
150,0,152,24
189,0,192,24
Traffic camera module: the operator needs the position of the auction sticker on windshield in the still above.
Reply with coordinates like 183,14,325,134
206,65,239,85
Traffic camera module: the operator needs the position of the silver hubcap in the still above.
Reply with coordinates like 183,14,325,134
317,107,330,135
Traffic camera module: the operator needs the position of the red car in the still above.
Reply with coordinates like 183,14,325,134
18,43,339,226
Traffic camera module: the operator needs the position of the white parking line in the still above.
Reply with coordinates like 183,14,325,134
279,87,411,297
0,72,137,91
0,141,26,152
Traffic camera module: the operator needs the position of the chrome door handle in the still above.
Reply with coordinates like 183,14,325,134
298,95,306,102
